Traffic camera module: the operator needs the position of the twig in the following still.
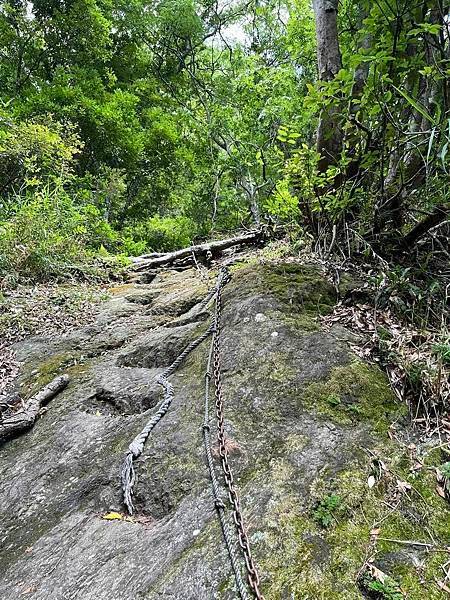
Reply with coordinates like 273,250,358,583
377,537,435,548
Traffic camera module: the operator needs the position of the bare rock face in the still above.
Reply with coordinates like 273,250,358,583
0,264,447,599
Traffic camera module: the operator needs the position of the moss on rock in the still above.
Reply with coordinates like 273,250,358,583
20,351,82,398
227,262,335,320
301,360,404,429
3,262,449,599
260,444,450,599
261,263,336,316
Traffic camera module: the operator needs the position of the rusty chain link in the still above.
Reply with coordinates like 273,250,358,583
211,267,265,600
203,336,250,600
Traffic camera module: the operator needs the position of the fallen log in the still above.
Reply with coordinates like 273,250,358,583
0,374,69,443
131,230,263,271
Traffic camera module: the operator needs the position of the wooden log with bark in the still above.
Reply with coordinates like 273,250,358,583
131,230,264,272
0,374,69,443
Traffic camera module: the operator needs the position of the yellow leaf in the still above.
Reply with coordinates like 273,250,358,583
102,512,123,521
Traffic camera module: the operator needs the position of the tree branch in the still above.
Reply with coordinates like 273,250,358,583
399,202,449,249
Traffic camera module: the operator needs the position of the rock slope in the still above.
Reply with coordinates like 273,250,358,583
1,262,448,599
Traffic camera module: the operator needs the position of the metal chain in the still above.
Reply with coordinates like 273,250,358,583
203,337,250,600
121,267,265,599
212,267,265,600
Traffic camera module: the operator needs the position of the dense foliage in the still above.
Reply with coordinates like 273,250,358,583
0,0,448,295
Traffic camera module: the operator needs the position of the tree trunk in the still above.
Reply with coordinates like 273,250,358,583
351,30,371,105
239,171,262,227
312,0,343,172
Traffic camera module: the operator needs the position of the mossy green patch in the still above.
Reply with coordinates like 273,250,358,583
261,263,336,316
279,312,321,332
229,259,256,273
260,447,450,599
261,351,298,384
227,263,336,327
261,492,363,599
21,351,82,398
301,360,404,429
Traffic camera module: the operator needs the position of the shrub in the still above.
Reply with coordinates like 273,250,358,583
118,236,148,257
121,214,197,253
0,185,116,283
0,116,82,195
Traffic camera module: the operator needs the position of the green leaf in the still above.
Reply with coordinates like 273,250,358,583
409,23,441,36
440,119,450,172
426,127,436,165
392,85,437,125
